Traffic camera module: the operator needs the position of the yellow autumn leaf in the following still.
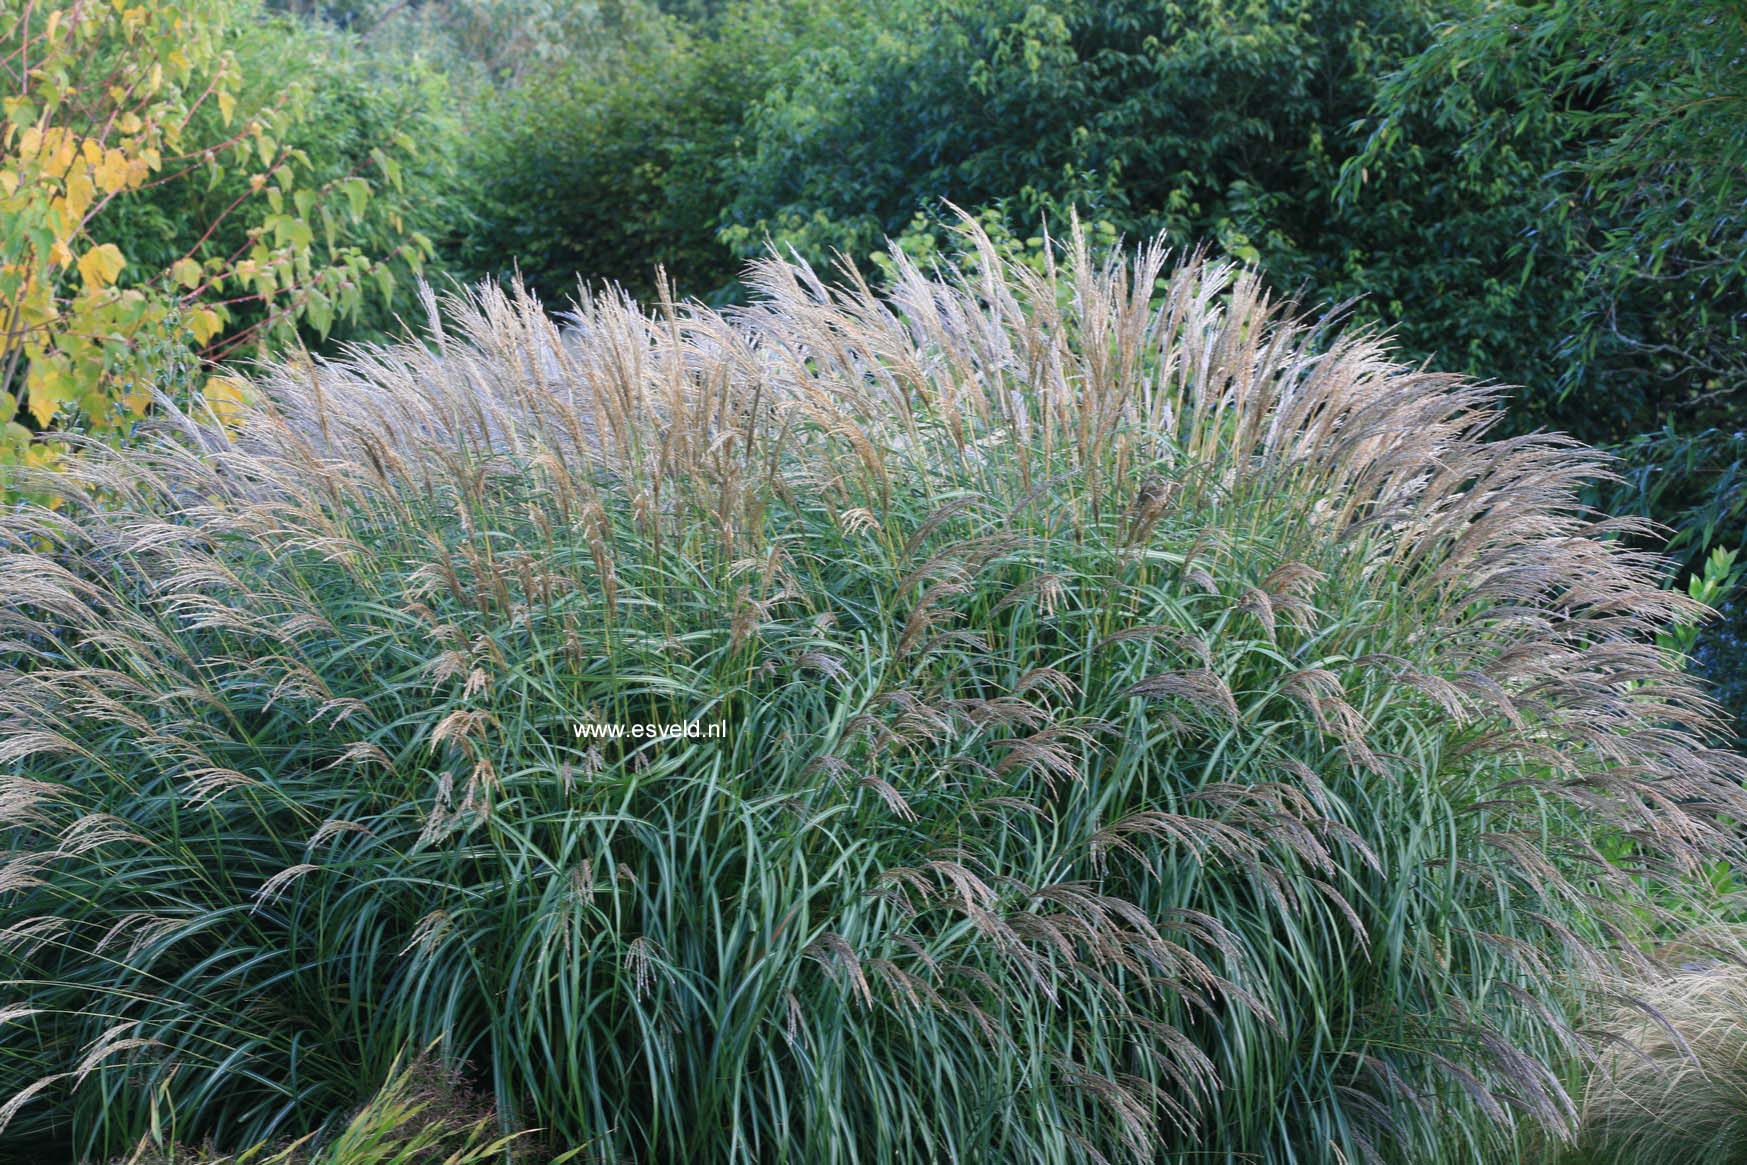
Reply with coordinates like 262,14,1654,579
170,258,202,288
25,363,70,427
203,375,248,429
80,138,102,167
18,289,58,326
46,199,74,237
76,243,126,290
96,148,131,193
48,136,76,174
189,306,223,344
216,89,236,126
64,170,95,221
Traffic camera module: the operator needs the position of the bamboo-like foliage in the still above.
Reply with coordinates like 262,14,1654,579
1,220,1743,1163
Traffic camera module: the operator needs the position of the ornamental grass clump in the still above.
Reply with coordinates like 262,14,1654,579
1,222,1743,1164
1577,933,1747,1165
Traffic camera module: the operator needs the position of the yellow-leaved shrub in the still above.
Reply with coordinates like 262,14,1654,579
0,0,429,481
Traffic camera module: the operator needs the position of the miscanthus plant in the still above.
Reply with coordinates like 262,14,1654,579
1,222,1743,1164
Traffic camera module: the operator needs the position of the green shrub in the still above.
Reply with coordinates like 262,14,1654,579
459,0,845,304
459,17,725,303
1,224,1742,1163
720,0,1449,268
463,0,1470,308
1582,428,1747,736
285,0,671,90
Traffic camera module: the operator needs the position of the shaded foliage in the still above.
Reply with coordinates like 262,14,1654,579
1351,0,1747,440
